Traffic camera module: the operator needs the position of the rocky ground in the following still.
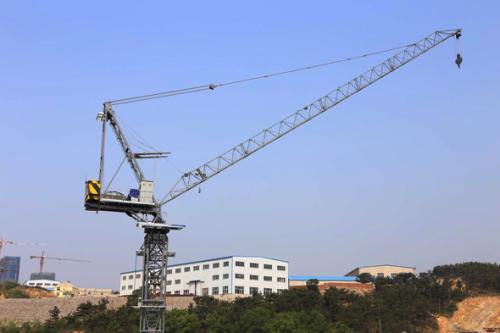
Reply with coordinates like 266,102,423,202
437,295,500,333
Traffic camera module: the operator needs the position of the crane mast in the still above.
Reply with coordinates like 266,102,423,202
85,29,461,333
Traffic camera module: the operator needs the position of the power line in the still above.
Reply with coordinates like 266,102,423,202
107,43,414,106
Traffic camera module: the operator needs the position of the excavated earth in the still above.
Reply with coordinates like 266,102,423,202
437,295,500,333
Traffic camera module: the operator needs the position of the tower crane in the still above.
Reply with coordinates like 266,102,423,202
29,251,90,273
84,29,462,333
0,238,14,257
0,237,44,257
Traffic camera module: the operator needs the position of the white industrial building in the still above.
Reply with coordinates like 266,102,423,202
120,256,289,297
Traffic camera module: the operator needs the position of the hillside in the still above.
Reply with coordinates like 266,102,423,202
0,282,53,299
437,296,500,333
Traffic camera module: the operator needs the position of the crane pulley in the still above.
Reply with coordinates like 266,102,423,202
84,29,462,333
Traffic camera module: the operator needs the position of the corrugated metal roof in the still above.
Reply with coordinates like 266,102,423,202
120,255,288,275
289,275,357,282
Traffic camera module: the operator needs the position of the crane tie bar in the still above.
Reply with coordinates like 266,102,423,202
107,43,418,106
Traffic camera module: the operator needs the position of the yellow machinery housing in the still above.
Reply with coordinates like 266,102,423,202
85,180,101,202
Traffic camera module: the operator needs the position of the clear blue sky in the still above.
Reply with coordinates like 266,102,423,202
1,1,499,289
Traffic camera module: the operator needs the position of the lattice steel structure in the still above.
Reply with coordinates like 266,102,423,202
138,225,169,333
160,29,461,205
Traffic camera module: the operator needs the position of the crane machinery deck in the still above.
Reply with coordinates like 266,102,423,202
84,29,462,333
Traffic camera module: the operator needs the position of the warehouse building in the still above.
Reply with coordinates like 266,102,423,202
120,256,289,297
345,264,416,278
289,275,374,294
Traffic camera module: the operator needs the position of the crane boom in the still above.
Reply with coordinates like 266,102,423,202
30,251,90,273
160,29,461,205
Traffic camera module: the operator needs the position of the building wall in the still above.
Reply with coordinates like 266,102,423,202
119,256,289,297
25,279,60,291
289,280,374,295
77,288,113,297
0,256,21,283
347,265,416,278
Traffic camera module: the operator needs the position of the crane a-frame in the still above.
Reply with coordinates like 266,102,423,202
85,29,462,333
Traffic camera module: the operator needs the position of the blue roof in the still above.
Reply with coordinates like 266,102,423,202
289,275,357,282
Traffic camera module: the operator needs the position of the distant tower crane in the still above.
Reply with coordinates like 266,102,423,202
84,29,462,332
0,236,44,257
0,238,14,257
29,251,90,273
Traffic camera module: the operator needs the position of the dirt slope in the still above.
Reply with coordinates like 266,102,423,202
437,296,500,332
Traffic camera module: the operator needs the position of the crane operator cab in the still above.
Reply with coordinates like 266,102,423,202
84,180,157,214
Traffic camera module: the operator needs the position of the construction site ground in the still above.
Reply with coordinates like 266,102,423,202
437,295,500,333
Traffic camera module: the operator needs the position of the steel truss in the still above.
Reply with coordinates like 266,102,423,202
160,29,461,205
137,224,169,333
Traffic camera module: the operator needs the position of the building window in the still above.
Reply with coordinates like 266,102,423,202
277,289,286,294
235,273,244,279
213,262,220,268
203,264,209,270
263,288,272,296
183,290,189,295
202,288,209,296
166,291,172,295
184,267,190,272
122,276,126,281
222,286,229,294
212,287,219,295
135,274,141,279
235,261,244,267
129,275,133,279
166,280,172,285
193,265,200,271
175,268,181,273
175,279,181,285
263,276,272,282
223,261,229,267
250,262,259,268
223,273,229,279
277,265,286,271
128,285,133,290
167,269,172,274
277,277,286,283
377,273,385,278
249,287,259,295
121,286,125,290
264,264,272,270
213,275,219,281
235,286,244,294
174,290,180,295
250,275,259,281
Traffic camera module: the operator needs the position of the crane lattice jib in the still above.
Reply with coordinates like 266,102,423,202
104,104,145,184
160,29,460,205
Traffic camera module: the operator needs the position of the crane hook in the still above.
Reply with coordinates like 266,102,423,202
455,53,463,68
455,30,462,69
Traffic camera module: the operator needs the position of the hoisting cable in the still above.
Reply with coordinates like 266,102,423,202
108,43,416,106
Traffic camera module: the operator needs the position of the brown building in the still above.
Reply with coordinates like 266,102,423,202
288,276,374,295
345,264,416,279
